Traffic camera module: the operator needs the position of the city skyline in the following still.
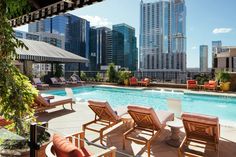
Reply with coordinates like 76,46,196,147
15,0,236,68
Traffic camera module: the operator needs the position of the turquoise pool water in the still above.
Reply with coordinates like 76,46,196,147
45,86,236,124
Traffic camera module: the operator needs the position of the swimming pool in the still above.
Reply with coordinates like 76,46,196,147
45,86,236,125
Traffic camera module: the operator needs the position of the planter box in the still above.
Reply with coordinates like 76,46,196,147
0,142,49,157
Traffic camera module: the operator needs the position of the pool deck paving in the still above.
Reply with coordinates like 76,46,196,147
37,94,236,157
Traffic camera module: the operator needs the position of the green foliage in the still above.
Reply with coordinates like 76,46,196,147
54,63,63,78
106,63,117,82
194,73,211,85
0,0,38,138
117,71,132,85
80,71,87,81
216,71,231,83
96,72,103,82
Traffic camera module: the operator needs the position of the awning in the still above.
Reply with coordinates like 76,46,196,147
10,0,104,27
16,39,88,63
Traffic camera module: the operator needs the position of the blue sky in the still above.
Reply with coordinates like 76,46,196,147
16,0,236,68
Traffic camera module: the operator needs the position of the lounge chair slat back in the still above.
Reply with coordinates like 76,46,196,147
127,105,162,130
33,78,42,84
88,100,119,122
182,112,220,143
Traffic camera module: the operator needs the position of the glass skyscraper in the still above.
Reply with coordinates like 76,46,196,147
140,0,186,71
113,23,138,71
89,27,112,71
200,45,208,72
28,13,90,71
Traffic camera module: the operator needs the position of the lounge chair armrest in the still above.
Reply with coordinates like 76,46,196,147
91,146,116,157
66,131,85,148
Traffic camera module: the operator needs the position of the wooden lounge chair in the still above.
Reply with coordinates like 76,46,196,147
50,77,66,86
32,94,73,112
45,132,116,157
33,78,49,89
71,76,85,84
123,105,174,157
59,77,77,85
187,80,198,90
178,112,220,157
83,100,126,144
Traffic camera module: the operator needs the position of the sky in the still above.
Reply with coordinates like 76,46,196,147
16,0,236,68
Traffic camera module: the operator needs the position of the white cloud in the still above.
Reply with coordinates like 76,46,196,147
212,28,232,34
80,15,112,28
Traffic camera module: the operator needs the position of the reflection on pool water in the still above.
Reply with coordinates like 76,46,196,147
45,86,236,125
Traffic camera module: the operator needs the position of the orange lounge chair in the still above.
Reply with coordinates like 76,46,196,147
32,94,73,112
45,132,116,157
83,100,127,144
123,105,174,157
204,80,217,90
187,80,198,89
178,112,220,157
140,78,150,86
129,76,138,86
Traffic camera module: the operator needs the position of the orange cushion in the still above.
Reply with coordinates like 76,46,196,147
188,80,196,84
53,134,84,157
209,80,216,85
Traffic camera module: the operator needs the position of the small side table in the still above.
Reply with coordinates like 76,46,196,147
121,114,133,131
166,119,183,147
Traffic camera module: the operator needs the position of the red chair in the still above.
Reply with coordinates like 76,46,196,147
187,80,198,89
129,77,138,86
204,80,217,90
140,78,150,87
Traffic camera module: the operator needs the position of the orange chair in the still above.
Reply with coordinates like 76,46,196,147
140,78,150,87
187,80,198,89
204,80,217,90
129,77,138,86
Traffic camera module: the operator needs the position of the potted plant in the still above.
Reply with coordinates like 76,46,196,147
216,71,231,91
117,71,131,86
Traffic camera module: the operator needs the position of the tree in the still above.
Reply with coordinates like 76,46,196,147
0,0,38,136
106,63,117,82
54,63,64,78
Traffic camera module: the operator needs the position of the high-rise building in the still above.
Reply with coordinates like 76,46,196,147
139,0,186,71
212,41,222,68
89,27,112,71
200,45,208,72
29,13,90,71
112,23,138,71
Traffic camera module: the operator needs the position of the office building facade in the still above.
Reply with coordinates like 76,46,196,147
113,23,138,71
199,45,208,72
139,0,186,71
29,13,90,71
89,27,112,71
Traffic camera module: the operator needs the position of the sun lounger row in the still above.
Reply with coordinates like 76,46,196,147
32,76,85,89
83,100,220,157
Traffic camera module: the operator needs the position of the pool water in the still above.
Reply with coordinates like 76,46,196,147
45,86,236,124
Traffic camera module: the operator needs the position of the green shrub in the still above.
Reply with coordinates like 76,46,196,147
54,63,63,77
96,72,103,82
106,63,117,82
80,71,87,81
194,73,211,85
